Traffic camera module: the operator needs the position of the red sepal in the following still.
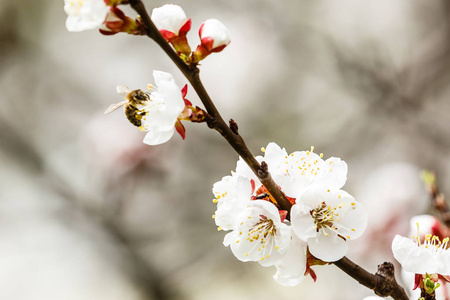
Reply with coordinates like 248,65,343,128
181,84,192,106
179,19,192,35
210,44,227,53
279,210,288,222
99,28,119,35
198,22,205,37
174,120,186,140
304,263,317,282
286,195,297,205
200,37,215,52
181,84,188,98
159,29,176,40
250,179,256,194
413,273,422,290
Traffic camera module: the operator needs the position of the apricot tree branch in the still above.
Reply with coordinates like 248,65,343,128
129,0,292,215
128,1,409,299
334,258,409,300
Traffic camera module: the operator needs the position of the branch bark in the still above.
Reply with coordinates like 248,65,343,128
334,258,409,300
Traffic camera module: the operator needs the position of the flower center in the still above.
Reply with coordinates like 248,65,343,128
311,202,338,235
296,147,323,177
244,216,278,261
413,223,450,255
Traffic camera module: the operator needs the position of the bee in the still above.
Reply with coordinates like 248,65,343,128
105,85,150,127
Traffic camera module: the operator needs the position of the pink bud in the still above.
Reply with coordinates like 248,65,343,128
199,19,230,52
151,4,191,40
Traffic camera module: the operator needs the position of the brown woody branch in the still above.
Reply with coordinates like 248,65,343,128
129,0,292,215
334,258,409,300
127,1,409,299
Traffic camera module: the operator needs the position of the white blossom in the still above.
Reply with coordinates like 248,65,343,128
282,147,348,197
213,174,253,231
139,71,185,145
223,200,291,267
392,233,450,276
291,185,368,262
64,0,108,32
212,143,356,284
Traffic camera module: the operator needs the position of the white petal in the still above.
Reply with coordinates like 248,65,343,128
316,157,348,190
235,156,262,185
334,200,368,240
297,185,328,208
438,251,450,275
227,201,290,266
143,127,175,145
391,235,440,274
308,230,349,262
273,233,307,287
263,142,289,177
291,203,317,241
322,190,368,240
214,175,252,231
200,19,230,49
151,4,188,35
152,71,184,115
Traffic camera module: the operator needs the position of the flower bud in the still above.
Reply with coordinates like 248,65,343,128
193,19,230,62
151,4,192,55
99,6,145,36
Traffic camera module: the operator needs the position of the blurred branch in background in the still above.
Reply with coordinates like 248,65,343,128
0,113,176,300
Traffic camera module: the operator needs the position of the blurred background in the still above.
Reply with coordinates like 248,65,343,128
1,0,450,299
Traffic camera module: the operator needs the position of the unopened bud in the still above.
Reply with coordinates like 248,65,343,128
99,6,145,36
151,4,192,55
193,19,230,62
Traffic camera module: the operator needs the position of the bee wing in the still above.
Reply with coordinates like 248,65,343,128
116,85,131,96
104,100,128,114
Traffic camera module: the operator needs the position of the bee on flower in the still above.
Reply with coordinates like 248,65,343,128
105,71,186,145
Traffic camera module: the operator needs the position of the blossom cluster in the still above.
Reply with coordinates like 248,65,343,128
64,1,230,62
212,143,368,286
151,4,230,62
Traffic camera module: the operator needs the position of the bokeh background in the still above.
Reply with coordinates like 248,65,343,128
1,0,450,299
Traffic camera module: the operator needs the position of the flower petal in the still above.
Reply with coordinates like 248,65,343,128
143,127,174,145
308,230,349,262
273,232,307,286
